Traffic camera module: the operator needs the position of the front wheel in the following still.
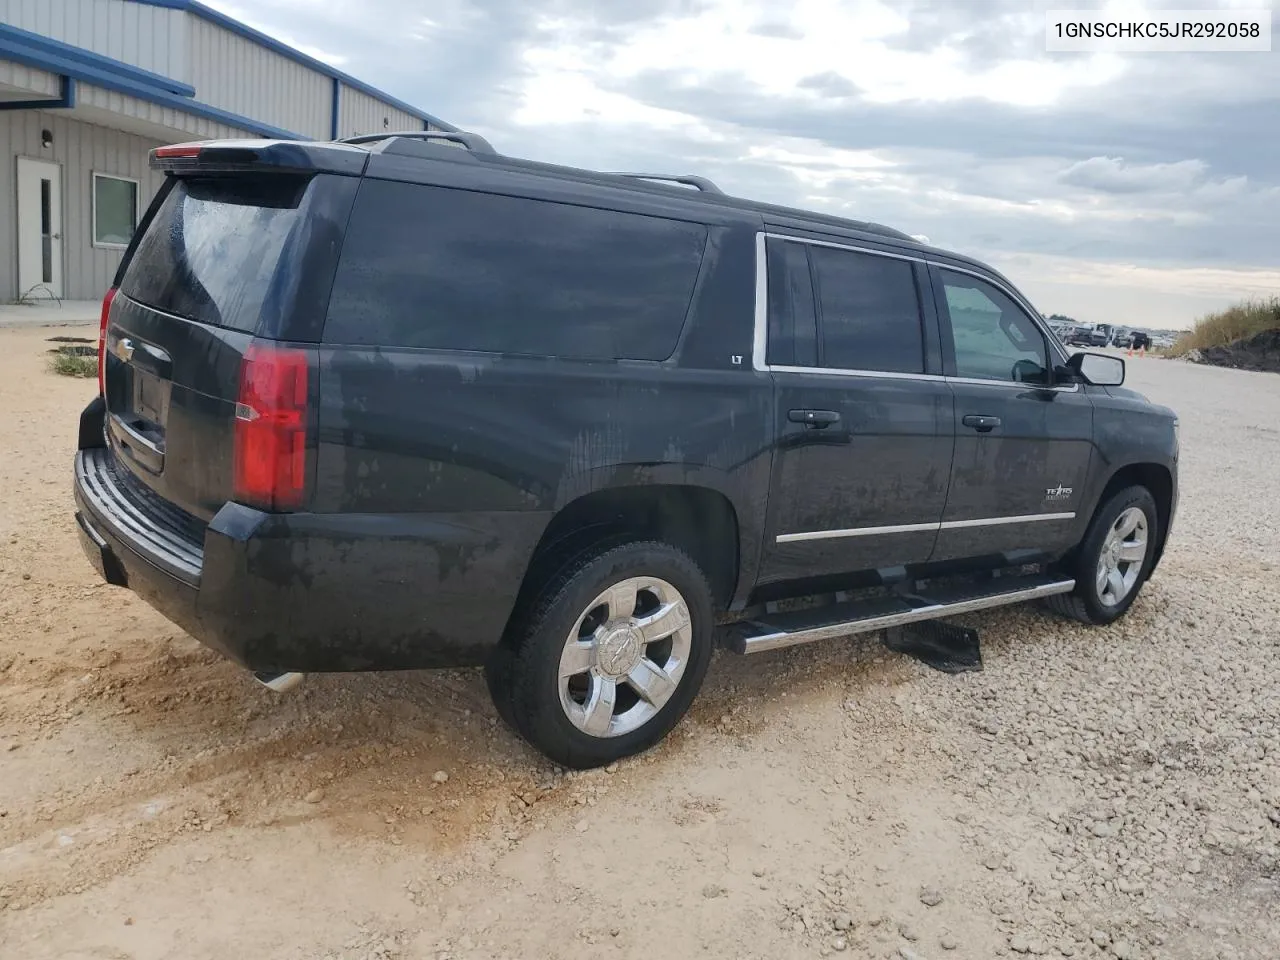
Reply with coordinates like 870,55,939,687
496,541,715,769
1046,485,1159,625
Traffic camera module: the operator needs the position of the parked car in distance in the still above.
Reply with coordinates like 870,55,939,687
73,132,1180,768
1092,323,1116,347
1063,325,1099,347
1119,330,1152,350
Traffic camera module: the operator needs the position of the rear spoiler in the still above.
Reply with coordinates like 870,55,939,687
149,139,371,177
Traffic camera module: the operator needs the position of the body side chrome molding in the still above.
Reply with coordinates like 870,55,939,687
939,511,1076,530
776,511,1076,544
777,520,941,543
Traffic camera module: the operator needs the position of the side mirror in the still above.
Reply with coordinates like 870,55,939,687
1011,358,1049,385
1067,351,1125,386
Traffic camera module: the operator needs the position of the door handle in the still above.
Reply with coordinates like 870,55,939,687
962,414,1001,433
789,409,840,428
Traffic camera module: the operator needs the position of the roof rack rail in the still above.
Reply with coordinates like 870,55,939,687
612,173,724,195
338,130,498,154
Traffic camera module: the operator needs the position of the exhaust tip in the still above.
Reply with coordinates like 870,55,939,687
254,671,306,694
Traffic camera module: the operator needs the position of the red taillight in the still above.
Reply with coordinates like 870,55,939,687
153,144,202,159
233,343,310,511
97,287,117,395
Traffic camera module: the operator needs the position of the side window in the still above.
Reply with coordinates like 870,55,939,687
325,181,707,360
808,246,925,374
765,239,816,366
939,270,1050,385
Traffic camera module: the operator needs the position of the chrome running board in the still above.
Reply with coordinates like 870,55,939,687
731,575,1075,655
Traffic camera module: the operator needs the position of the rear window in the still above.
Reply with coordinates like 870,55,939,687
324,181,708,360
119,177,308,333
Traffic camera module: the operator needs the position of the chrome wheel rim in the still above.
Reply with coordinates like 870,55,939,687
1095,507,1149,607
558,577,692,739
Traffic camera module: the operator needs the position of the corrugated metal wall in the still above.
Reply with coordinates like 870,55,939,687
78,82,250,141
0,0,187,79
337,85,424,139
0,59,61,97
187,18,330,140
2,3,441,142
1,3,447,300
0,109,165,302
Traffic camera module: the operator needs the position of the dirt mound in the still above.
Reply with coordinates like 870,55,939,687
1188,327,1280,373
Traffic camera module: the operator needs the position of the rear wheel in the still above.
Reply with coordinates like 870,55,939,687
1046,485,1158,625
495,541,714,769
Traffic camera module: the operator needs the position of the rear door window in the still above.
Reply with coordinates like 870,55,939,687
324,181,708,361
119,177,309,333
765,238,817,367
809,246,926,374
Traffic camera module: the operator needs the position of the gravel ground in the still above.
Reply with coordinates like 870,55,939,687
1,327,1277,960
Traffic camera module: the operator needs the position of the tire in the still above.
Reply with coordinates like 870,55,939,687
483,642,520,730
485,530,632,730
495,540,714,769
1046,485,1159,625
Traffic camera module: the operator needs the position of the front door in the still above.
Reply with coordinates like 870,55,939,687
757,236,954,589
929,265,1095,563
16,157,64,299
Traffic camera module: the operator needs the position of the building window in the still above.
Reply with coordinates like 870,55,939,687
92,173,139,248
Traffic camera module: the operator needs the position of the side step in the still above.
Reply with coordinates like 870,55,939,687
730,574,1075,655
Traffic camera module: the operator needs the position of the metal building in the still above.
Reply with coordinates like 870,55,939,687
0,0,452,303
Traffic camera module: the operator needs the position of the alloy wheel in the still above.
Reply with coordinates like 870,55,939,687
557,577,692,738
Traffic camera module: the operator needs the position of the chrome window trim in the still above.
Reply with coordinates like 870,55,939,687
752,231,1075,384
767,364,1079,392
768,364,947,383
769,232,926,263
776,511,1076,543
752,231,770,372
948,375,1080,393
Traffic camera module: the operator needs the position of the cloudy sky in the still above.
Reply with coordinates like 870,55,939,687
205,0,1279,329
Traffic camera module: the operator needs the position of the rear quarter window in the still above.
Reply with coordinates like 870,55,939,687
324,181,709,361
119,176,308,333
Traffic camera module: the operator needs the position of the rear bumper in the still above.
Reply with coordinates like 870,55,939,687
74,446,547,673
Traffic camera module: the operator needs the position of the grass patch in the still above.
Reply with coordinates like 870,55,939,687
49,347,97,378
1171,297,1280,355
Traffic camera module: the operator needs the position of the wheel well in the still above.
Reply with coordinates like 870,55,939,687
512,485,740,624
1096,462,1174,562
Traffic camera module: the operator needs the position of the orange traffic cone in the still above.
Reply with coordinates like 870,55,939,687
1127,346,1133,357
1140,345,1146,358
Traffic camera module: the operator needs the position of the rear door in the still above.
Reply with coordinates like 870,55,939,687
104,171,358,520
756,236,954,589
930,265,1094,563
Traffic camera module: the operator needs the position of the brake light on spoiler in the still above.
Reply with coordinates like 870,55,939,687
153,144,203,159
234,343,311,511
150,142,264,171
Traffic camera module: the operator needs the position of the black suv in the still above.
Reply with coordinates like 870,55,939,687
74,132,1179,768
